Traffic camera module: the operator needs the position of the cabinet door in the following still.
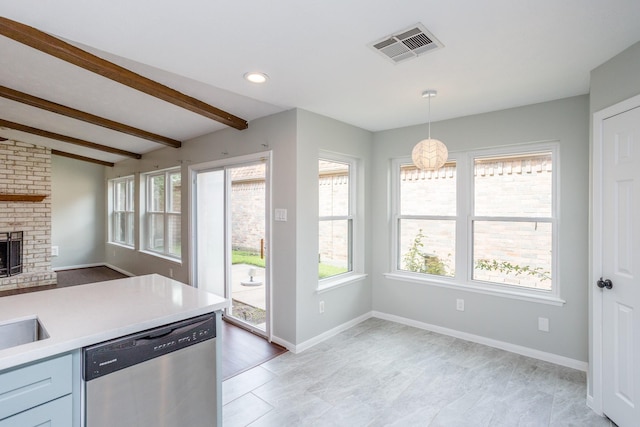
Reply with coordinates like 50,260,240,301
0,354,72,419
0,394,72,427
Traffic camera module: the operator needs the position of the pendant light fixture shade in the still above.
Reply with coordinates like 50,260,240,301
412,138,448,170
412,89,448,171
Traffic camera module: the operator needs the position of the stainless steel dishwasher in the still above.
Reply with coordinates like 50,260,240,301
83,313,218,427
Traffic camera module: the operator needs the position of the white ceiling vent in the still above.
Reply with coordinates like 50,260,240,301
370,23,443,64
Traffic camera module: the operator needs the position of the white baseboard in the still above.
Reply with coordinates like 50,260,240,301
103,264,134,277
269,336,296,353
53,262,105,271
372,311,588,372
53,263,134,278
273,311,373,354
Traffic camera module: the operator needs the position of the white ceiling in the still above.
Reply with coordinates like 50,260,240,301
1,0,640,164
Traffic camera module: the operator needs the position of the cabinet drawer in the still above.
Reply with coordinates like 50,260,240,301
0,394,72,427
0,354,72,420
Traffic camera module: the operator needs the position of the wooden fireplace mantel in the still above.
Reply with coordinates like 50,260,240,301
0,194,47,202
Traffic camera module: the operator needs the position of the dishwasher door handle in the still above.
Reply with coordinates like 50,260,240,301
134,318,211,344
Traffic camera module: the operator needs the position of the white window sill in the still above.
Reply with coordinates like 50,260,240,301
107,242,135,250
383,272,565,306
139,250,183,265
316,273,368,294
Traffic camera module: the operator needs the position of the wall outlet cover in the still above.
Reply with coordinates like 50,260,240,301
538,317,550,332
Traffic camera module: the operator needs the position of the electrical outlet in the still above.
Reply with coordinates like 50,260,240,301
169,268,173,278
51,246,59,257
538,317,549,332
319,301,325,314
456,299,465,311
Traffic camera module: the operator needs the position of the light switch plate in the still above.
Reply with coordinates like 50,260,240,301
275,208,287,221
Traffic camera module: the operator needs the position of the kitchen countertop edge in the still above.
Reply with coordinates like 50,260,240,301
0,274,228,371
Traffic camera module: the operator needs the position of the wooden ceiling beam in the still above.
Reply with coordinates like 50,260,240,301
51,149,114,167
0,118,142,159
0,17,248,130
0,85,181,148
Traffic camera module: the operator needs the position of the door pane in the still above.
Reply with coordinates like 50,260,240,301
196,170,225,297
229,163,266,331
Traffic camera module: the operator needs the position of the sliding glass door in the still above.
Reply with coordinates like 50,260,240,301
193,154,270,337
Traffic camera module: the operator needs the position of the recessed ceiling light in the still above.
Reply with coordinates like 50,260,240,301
244,72,269,84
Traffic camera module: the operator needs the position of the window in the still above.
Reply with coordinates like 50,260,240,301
472,152,554,291
144,168,181,258
318,157,354,280
391,142,559,302
397,161,456,278
109,176,134,247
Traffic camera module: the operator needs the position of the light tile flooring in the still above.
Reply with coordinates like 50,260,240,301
222,318,614,426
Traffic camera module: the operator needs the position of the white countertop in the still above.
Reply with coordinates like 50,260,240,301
0,274,228,371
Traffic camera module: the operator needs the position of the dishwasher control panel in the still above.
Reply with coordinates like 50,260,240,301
83,313,215,381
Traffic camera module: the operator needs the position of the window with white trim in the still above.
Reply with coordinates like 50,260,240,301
144,168,181,258
109,176,135,247
318,156,355,281
392,142,558,300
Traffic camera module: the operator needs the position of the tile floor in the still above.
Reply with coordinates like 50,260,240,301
222,318,614,427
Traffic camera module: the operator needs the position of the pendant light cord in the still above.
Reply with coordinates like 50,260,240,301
428,94,431,140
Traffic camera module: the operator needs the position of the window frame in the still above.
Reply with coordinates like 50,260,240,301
142,167,182,260
317,151,366,292
387,142,563,306
108,175,135,248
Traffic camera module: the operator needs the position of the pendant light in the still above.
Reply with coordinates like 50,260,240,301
412,89,448,170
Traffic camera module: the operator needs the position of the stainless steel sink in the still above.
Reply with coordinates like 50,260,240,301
0,317,49,351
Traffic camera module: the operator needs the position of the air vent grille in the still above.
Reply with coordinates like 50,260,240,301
369,23,443,64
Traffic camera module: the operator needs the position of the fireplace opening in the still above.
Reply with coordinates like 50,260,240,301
0,231,23,277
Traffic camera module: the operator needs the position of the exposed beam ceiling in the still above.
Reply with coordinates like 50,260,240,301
0,119,141,159
1,1,640,167
0,85,181,148
51,149,114,167
0,16,248,130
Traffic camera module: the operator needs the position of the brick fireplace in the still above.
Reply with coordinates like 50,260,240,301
0,140,57,290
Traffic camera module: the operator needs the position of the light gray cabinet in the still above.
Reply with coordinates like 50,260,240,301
0,395,72,427
0,354,72,426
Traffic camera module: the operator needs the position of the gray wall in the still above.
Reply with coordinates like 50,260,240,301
51,155,106,269
295,109,373,343
105,108,375,347
106,110,299,344
590,41,640,114
371,95,590,361
588,40,640,397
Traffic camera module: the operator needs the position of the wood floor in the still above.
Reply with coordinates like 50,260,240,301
221,320,286,380
0,266,286,379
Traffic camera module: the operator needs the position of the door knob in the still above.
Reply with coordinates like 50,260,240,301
597,277,613,289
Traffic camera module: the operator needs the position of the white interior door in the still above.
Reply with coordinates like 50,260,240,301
600,105,640,426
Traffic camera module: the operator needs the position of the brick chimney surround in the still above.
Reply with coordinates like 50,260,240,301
0,140,57,290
